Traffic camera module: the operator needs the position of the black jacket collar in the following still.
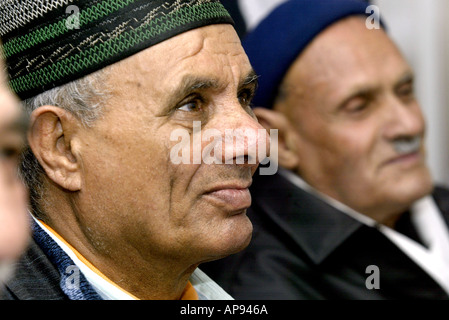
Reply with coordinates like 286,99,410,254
249,170,366,264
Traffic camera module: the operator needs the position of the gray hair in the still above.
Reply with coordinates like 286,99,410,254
19,70,110,221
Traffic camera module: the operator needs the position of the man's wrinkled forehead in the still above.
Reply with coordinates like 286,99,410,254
129,24,246,70
282,17,407,97
106,24,252,101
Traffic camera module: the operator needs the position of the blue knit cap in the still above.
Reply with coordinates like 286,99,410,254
243,0,374,108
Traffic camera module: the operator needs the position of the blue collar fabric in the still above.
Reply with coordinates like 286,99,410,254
32,220,102,300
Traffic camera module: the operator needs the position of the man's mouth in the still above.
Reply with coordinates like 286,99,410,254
385,152,422,166
383,136,423,167
204,183,252,212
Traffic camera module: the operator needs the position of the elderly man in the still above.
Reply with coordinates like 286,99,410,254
0,51,29,286
202,0,449,299
0,0,268,300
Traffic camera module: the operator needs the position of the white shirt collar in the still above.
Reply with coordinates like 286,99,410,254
379,197,449,294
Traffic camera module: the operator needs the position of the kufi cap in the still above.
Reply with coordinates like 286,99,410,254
242,0,374,108
0,0,234,100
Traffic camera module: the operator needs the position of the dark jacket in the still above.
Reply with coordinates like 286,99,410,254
201,171,449,299
1,220,226,300
1,240,67,300
1,221,101,300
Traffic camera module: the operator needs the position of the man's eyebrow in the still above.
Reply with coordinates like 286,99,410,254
179,75,222,94
344,70,414,101
335,70,415,112
165,75,222,109
240,69,259,88
335,85,377,112
166,69,259,110
0,112,29,136
394,71,414,89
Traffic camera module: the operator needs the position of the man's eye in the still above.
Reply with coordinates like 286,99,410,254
0,146,21,173
397,84,414,101
0,146,20,161
238,89,255,107
178,101,201,112
176,95,206,113
343,96,369,114
349,103,368,113
171,95,209,123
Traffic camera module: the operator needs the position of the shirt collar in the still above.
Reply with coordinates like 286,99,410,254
278,168,378,227
379,196,449,294
252,169,363,264
278,169,449,292
33,217,206,300
33,217,139,300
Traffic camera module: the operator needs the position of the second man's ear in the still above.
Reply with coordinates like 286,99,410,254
28,106,83,191
253,107,300,171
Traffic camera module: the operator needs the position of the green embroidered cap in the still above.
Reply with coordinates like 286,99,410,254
0,0,234,100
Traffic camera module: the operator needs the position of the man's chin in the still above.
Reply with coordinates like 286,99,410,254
381,177,434,216
381,163,432,197
200,224,253,263
399,172,433,200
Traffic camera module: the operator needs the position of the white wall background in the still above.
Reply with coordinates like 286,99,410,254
238,0,449,187
373,0,449,186
238,0,288,31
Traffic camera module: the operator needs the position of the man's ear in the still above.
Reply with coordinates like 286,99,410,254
28,106,82,191
253,107,300,171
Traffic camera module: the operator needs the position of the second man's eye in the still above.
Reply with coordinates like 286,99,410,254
238,89,255,107
343,96,370,115
397,83,415,102
0,147,18,159
0,145,22,173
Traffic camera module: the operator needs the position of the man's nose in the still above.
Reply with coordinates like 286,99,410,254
207,107,271,168
383,96,425,141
